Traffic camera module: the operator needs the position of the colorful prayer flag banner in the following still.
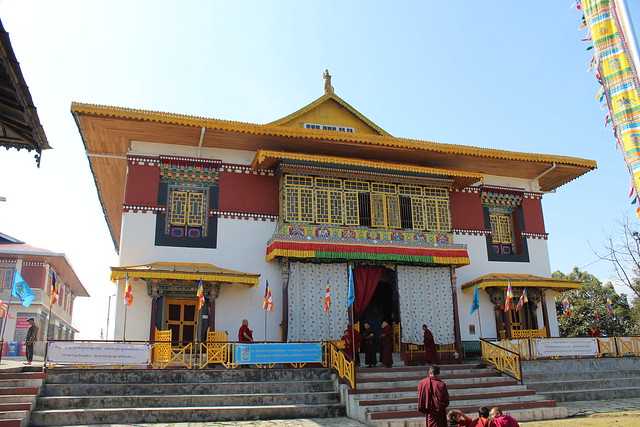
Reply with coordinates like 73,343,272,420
504,283,514,312
323,285,331,313
50,271,59,306
262,280,273,312
0,299,7,318
516,289,529,311
11,271,34,307
470,286,480,315
606,297,614,315
347,266,355,308
581,0,640,215
562,297,573,317
196,280,205,312
124,276,133,306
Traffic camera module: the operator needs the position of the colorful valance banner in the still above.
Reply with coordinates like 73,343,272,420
580,1,640,214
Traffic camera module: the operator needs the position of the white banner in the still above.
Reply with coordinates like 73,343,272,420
48,342,151,365
533,338,598,358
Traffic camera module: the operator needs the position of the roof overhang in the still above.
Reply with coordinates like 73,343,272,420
461,273,582,292
110,262,260,286
71,102,597,250
252,149,483,188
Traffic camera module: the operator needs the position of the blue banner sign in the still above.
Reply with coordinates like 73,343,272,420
234,343,322,365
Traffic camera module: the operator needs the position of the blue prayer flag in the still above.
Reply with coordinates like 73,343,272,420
11,271,35,307
347,266,355,308
470,286,480,315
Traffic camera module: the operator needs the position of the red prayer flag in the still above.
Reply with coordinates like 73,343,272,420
516,289,528,311
504,283,514,312
196,281,205,311
262,280,273,312
323,285,331,313
124,277,133,307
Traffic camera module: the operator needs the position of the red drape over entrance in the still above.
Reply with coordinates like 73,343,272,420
355,266,385,316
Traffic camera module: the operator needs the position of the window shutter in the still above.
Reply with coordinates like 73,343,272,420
386,195,401,229
370,193,387,227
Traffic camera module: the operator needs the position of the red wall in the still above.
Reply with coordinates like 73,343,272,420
218,172,279,215
124,163,160,206
450,191,485,230
522,197,546,234
21,265,46,289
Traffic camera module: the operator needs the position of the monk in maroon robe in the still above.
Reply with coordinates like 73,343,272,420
489,408,519,427
379,321,394,368
423,324,438,365
361,322,377,367
342,326,361,366
238,319,253,343
417,365,449,427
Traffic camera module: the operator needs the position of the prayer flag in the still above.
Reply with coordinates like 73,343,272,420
503,283,514,312
562,297,572,317
0,299,7,318
470,286,480,315
262,280,273,312
323,285,331,313
11,271,34,307
347,266,355,308
196,281,205,312
50,271,59,305
124,276,133,306
606,298,614,316
516,289,528,311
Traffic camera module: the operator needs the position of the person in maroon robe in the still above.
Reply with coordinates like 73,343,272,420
238,319,253,343
379,321,394,368
489,408,519,427
342,325,361,366
361,322,377,367
417,365,449,427
423,324,439,365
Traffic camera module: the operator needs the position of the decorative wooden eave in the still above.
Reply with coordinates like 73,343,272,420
252,149,483,188
110,262,260,286
461,273,582,292
0,19,50,165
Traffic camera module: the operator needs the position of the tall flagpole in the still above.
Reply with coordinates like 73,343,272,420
43,270,56,367
122,276,129,342
264,306,267,342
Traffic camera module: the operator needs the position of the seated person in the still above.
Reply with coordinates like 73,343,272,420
448,407,490,427
490,407,519,427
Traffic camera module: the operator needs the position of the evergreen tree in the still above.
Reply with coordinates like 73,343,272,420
553,267,633,337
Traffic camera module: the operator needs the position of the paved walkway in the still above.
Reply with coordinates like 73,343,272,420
0,356,43,371
563,397,640,417
98,420,367,427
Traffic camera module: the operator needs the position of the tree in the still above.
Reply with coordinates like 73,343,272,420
596,218,640,299
553,267,633,337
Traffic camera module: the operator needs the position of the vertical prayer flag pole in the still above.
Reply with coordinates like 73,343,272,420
123,274,132,342
262,280,273,342
43,270,57,367
347,265,356,362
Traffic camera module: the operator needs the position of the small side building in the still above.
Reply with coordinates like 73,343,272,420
0,232,89,356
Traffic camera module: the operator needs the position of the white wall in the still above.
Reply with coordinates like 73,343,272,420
130,141,256,165
115,212,281,341
454,234,555,340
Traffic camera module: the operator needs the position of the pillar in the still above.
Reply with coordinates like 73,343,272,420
148,282,160,341
540,289,550,337
449,266,462,357
280,259,290,342
206,283,221,335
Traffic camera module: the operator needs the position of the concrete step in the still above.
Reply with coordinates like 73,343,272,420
357,374,513,390
0,379,43,388
44,367,330,384
524,369,640,382
369,406,568,427
0,412,28,422
351,384,529,401
357,367,493,380
357,363,482,375
0,387,38,396
41,379,335,396
0,420,25,427
36,391,340,410
349,378,519,395
539,386,640,402
527,377,640,392
0,396,36,405
359,389,538,407
0,404,31,412
0,372,45,380
368,399,558,422
30,403,346,426
358,369,495,383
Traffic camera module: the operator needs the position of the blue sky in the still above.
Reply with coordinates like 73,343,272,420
0,1,639,338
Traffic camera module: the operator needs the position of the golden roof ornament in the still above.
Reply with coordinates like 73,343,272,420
323,69,334,95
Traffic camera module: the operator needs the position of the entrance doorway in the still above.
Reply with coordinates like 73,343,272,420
495,302,538,339
165,298,198,346
359,268,400,341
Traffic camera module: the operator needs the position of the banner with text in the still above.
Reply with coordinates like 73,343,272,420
533,338,598,358
234,343,322,365
48,342,151,365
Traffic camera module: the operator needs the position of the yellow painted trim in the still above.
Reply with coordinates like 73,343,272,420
71,102,597,170
267,93,391,136
462,280,581,291
110,270,259,286
253,149,484,182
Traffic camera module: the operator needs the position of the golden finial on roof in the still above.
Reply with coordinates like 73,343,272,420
323,69,334,95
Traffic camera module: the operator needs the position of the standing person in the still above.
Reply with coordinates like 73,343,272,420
24,318,38,365
489,407,519,427
379,320,394,368
361,322,377,368
417,365,450,427
447,407,490,427
237,319,253,343
342,325,360,366
423,324,438,365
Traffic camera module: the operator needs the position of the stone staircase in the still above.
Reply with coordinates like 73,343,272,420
523,358,640,402
30,367,343,426
0,367,44,427
346,363,566,427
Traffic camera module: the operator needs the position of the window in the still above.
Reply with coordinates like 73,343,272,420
304,123,355,133
490,214,513,244
483,194,529,262
281,173,451,231
0,268,14,289
166,185,209,239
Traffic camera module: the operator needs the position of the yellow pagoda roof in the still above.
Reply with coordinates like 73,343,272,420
110,262,260,286
461,273,582,291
